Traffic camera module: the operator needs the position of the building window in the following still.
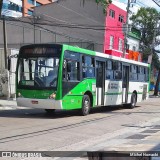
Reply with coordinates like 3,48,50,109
4,2,22,13
28,0,34,5
126,44,129,50
109,36,114,49
119,15,124,23
109,9,115,18
28,9,33,15
118,38,123,51
2,3,8,9
36,2,42,6
132,46,136,51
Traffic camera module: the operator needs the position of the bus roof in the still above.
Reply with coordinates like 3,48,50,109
62,44,149,67
19,43,149,67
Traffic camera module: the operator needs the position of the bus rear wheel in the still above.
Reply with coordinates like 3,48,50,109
81,95,91,116
45,109,56,114
129,93,137,109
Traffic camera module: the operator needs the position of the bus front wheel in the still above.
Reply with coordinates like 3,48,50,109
129,93,137,109
81,95,91,116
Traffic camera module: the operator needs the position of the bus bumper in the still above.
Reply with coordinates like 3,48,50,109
17,98,62,109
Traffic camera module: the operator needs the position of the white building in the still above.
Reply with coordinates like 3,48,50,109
2,0,22,17
127,27,141,52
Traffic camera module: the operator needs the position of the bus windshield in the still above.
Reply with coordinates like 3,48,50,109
17,57,59,89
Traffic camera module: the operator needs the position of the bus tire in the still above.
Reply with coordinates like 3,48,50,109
129,93,137,109
81,95,91,116
45,109,55,114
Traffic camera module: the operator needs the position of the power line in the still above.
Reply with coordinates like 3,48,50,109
137,1,149,7
152,0,160,7
0,18,103,45
4,17,160,31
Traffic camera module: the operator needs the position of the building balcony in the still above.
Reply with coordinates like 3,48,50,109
126,49,142,62
105,49,129,59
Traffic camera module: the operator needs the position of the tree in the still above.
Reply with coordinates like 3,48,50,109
83,0,112,13
130,7,160,95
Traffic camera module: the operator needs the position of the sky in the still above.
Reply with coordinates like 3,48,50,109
117,0,160,12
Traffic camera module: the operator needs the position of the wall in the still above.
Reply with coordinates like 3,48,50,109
34,0,105,52
0,49,10,97
0,0,105,52
104,3,126,53
0,0,105,97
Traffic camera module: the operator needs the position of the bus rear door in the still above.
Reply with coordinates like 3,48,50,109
122,65,129,103
96,61,105,106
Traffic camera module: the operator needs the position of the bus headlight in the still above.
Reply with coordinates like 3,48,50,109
49,93,56,99
18,92,22,97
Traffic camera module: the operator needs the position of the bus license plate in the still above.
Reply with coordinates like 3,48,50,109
31,100,38,104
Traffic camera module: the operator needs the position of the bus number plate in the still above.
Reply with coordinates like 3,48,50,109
31,100,38,104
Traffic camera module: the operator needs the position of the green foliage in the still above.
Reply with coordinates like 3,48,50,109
95,0,112,13
130,7,160,69
131,7,160,96
82,0,112,13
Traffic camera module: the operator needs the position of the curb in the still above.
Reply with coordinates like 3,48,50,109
149,95,160,98
0,100,20,110
0,105,28,110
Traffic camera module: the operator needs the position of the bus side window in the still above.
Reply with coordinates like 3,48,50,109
145,67,149,82
106,60,113,80
82,56,95,78
138,66,144,81
66,60,80,81
114,61,122,80
136,66,139,81
145,67,148,82
130,65,136,81
63,51,80,81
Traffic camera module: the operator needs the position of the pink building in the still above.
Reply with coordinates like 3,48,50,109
104,2,127,58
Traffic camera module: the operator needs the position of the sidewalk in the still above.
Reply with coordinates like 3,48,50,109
0,99,17,110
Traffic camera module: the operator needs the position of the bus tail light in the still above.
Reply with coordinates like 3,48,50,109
49,93,56,99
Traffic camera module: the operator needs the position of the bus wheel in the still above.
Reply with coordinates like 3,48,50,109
129,93,137,109
45,109,55,114
81,95,91,116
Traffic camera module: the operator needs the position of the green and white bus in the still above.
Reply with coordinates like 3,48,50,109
16,44,150,115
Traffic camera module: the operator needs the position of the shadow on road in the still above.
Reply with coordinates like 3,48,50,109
0,105,152,119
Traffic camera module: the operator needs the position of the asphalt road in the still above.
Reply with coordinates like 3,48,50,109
0,97,160,160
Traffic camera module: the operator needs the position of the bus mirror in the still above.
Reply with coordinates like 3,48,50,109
67,63,71,72
8,57,11,71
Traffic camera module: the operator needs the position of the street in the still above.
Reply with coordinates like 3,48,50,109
0,97,160,160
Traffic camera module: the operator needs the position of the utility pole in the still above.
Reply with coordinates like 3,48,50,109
123,0,130,58
33,15,41,44
2,16,8,69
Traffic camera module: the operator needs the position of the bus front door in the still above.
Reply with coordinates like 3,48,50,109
96,61,105,106
122,65,129,103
